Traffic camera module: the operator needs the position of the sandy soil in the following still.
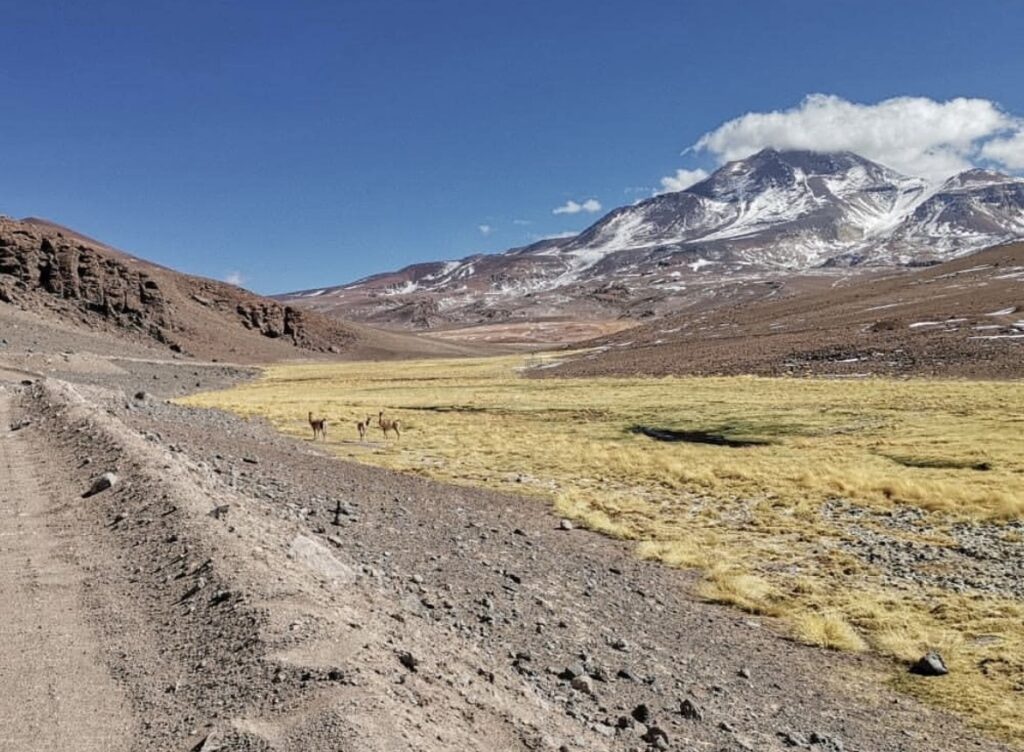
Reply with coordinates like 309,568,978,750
0,338,1017,751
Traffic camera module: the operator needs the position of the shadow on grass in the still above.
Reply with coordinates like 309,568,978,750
629,425,774,448
881,453,992,471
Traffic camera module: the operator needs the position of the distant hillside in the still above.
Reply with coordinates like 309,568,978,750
0,216,486,362
543,242,1024,379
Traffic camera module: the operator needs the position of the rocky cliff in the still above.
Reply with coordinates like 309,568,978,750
0,216,356,360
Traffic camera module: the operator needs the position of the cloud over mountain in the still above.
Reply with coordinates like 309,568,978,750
658,168,710,193
553,198,602,215
683,94,1024,183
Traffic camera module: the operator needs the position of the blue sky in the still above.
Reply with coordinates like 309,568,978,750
2,0,1023,293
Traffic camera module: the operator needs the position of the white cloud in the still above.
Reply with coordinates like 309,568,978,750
225,271,246,286
688,94,1024,182
553,198,602,215
512,218,532,226
981,131,1024,170
478,224,493,236
658,168,710,193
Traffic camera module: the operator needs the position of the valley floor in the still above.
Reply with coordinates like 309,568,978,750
184,354,1024,745
0,342,1019,750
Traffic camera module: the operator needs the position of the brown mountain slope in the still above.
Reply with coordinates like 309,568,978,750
546,242,1024,379
0,216,491,363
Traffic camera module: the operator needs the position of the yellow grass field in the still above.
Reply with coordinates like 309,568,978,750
182,354,1024,743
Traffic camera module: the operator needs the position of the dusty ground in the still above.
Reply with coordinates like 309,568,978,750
546,243,1024,379
427,319,636,347
0,324,1019,751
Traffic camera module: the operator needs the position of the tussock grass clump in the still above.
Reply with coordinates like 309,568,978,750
793,610,868,652
698,566,780,615
181,354,1024,743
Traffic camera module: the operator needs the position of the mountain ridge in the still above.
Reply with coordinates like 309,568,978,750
278,149,1024,331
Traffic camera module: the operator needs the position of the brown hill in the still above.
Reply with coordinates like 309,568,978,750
546,242,1024,379
0,216,491,363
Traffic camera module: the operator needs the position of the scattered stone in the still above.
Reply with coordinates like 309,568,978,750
209,590,232,605
242,456,259,464
778,730,809,747
559,519,574,530
397,650,419,672
910,651,949,676
679,698,703,720
83,472,119,498
209,504,230,520
810,731,845,751
631,703,650,723
570,675,594,695
738,666,751,679
641,725,670,749
191,731,223,752
133,390,149,401
559,663,586,681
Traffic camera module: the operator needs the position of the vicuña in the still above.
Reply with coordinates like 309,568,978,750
378,411,401,441
308,411,327,441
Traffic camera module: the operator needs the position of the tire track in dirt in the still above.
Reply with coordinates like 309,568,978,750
0,387,135,751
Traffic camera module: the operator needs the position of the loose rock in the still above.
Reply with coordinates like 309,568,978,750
83,472,119,498
631,703,650,723
570,675,594,695
910,651,949,676
679,697,703,720
641,725,670,749
397,650,419,672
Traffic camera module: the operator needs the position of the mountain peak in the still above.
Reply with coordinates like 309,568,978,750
279,149,1024,329
686,147,912,202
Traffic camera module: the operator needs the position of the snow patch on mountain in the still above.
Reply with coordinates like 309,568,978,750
286,149,1024,311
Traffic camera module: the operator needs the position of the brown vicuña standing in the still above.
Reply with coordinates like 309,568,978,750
308,411,327,441
357,415,372,440
378,410,401,440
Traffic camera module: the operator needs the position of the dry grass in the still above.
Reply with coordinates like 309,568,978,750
181,354,1024,743
793,611,868,652
697,565,780,615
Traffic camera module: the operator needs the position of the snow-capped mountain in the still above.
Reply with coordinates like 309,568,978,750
278,149,1024,329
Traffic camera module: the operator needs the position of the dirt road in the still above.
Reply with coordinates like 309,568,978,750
0,387,135,751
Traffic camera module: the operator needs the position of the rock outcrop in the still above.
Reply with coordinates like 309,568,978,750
0,216,356,359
